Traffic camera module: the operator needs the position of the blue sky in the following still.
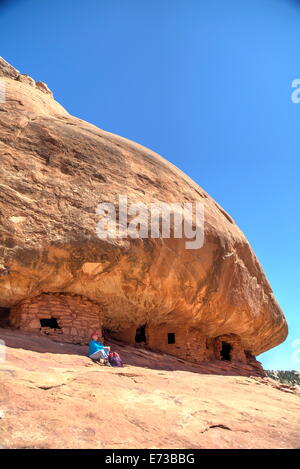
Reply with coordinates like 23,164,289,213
0,0,299,370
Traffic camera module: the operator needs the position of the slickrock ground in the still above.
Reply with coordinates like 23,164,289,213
0,57,287,355
0,328,299,449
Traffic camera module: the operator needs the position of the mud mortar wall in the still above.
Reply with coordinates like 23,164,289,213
9,293,102,344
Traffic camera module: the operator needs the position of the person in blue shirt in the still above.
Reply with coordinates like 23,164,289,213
89,331,110,364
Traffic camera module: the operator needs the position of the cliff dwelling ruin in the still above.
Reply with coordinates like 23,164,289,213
0,58,288,378
8,293,102,345
2,292,262,372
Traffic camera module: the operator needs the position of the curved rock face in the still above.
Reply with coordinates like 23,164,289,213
0,58,287,356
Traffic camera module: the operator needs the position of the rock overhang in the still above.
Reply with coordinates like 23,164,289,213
0,58,288,356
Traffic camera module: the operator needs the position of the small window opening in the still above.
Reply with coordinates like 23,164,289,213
135,324,146,343
245,350,254,360
40,317,61,329
220,341,232,361
0,307,10,327
167,332,176,344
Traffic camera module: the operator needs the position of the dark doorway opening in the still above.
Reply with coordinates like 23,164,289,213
167,332,176,344
220,341,232,361
40,317,61,329
135,324,146,344
0,307,10,327
103,328,112,339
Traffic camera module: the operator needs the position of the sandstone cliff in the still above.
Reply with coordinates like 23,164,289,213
0,57,287,355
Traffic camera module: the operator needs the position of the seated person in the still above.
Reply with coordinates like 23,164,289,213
88,331,110,362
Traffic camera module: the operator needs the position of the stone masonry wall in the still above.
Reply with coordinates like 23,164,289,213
9,293,102,344
146,325,249,365
146,324,209,362
101,323,264,376
212,334,247,363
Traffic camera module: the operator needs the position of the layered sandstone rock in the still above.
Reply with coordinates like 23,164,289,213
0,57,287,358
